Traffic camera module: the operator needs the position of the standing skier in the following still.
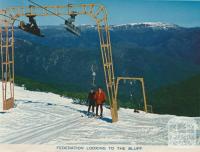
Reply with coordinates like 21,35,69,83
94,87,106,118
87,89,96,115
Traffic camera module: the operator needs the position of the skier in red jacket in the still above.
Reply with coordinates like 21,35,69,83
94,87,106,118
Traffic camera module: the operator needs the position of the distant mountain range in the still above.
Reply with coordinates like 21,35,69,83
110,22,179,30
14,22,200,93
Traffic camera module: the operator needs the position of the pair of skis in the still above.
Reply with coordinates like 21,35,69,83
81,112,103,119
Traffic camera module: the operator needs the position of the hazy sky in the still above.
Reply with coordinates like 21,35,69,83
0,0,200,27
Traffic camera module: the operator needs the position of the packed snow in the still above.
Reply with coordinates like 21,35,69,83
0,86,199,145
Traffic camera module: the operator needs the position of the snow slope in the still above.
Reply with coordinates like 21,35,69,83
0,86,199,145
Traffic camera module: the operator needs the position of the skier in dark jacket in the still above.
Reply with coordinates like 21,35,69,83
87,89,96,115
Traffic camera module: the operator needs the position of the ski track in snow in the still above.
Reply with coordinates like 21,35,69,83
0,86,200,145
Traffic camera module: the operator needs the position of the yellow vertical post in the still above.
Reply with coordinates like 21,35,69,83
141,78,147,112
94,6,118,122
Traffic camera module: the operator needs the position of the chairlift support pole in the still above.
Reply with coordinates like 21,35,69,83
0,18,15,110
91,64,96,87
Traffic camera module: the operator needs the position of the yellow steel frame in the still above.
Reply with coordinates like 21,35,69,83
115,77,148,112
0,18,15,110
0,4,118,122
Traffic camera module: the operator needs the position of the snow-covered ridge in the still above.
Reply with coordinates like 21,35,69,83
37,22,179,31
77,22,179,30
111,22,179,30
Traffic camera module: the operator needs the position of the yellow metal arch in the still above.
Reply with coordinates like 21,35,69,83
115,77,148,112
0,4,118,122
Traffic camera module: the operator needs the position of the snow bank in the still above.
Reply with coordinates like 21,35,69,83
0,86,199,145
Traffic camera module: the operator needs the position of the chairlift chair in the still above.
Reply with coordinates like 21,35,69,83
18,13,44,37
64,20,81,36
64,12,81,36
